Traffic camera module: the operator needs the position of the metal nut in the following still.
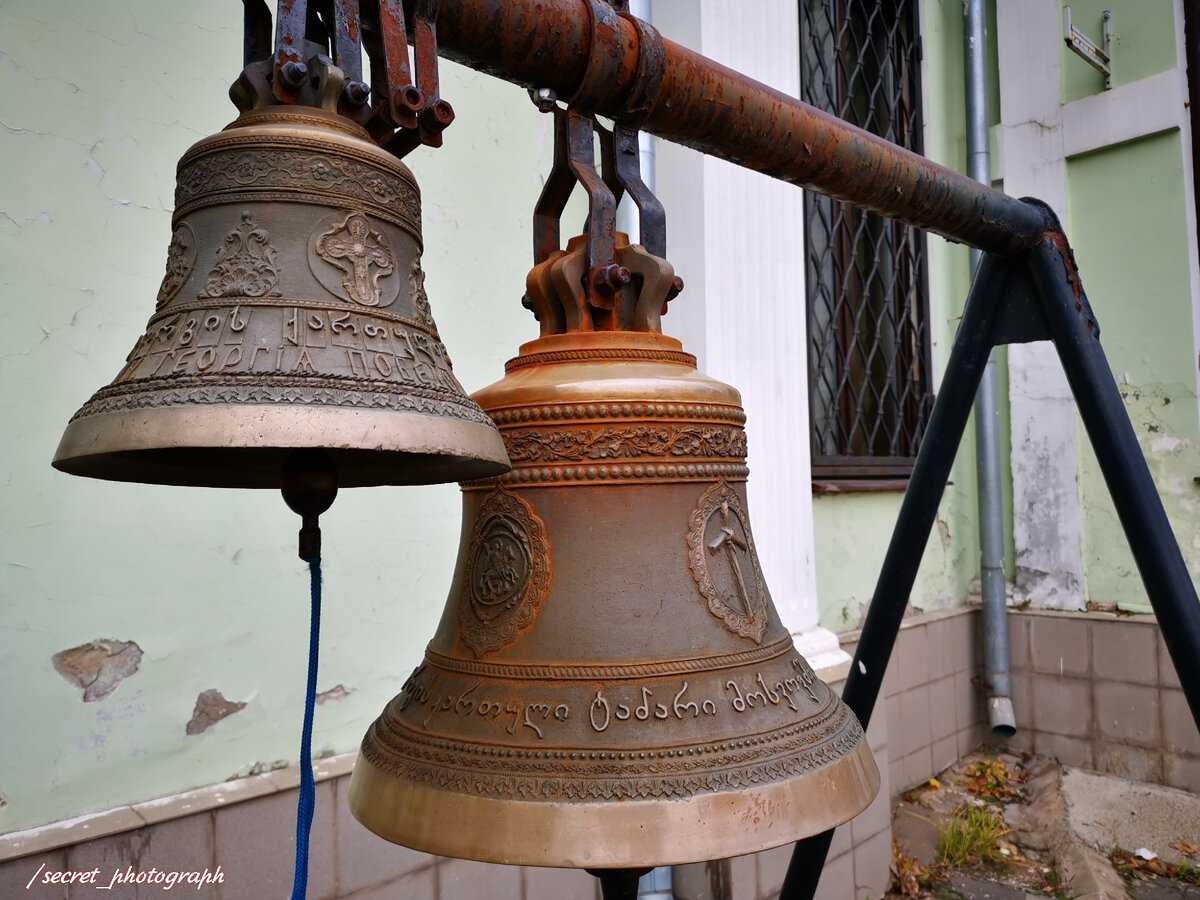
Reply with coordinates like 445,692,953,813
592,264,632,294
344,80,371,106
280,60,308,88
529,87,558,112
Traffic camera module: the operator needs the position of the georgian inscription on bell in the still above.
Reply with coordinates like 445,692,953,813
156,223,196,308
588,681,718,733
724,659,820,714
199,211,281,299
459,488,551,657
687,480,769,643
312,211,397,307
396,665,569,740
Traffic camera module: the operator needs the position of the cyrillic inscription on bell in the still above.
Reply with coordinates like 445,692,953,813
53,105,508,489
351,260,880,866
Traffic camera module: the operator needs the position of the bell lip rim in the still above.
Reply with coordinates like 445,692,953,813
51,403,511,488
345,735,880,868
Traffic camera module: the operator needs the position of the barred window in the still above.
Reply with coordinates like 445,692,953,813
800,0,933,480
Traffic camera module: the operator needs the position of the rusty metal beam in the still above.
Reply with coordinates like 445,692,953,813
423,0,1045,255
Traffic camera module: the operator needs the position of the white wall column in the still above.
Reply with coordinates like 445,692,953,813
996,0,1087,609
653,1,847,668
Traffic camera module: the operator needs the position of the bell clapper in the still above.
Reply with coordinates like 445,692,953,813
281,449,339,560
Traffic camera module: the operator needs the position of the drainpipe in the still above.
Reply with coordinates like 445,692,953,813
965,0,1016,737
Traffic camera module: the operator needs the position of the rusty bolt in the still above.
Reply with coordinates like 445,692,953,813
591,264,632,295
420,99,456,132
666,275,685,301
394,84,424,113
344,80,371,107
529,87,558,112
520,292,540,320
280,60,308,88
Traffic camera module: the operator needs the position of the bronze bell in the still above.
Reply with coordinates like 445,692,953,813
349,238,879,868
53,104,508,488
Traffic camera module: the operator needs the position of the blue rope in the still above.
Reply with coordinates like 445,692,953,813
291,553,322,900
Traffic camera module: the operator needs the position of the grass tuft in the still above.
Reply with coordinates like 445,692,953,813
936,806,1011,868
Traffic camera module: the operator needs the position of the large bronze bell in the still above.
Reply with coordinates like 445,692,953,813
53,104,507,488
349,238,879,868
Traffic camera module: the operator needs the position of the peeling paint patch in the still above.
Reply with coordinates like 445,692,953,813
227,760,288,780
937,518,951,550
185,689,246,735
315,684,352,705
52,639,142,702
1151,435,1184,453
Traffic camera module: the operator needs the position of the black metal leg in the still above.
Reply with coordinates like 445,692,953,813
779,252,1016,900
1028,236,1200,729
589,868,650,900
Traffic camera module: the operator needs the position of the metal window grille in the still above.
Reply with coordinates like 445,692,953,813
800,0,933,479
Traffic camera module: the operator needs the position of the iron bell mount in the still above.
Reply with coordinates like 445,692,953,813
350,96,880,880
52,0,510,549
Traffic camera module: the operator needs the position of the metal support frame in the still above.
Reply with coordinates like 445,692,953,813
779,205,1200,899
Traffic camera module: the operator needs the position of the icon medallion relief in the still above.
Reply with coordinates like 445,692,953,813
309,210,400,308
459,488,551,657
686,479,769,643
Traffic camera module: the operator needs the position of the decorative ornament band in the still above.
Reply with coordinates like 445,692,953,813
71,373,493,425
463,461,750,489
423,635,795,681
175,141,420,233
504,346,697,371
488,402,745,425
359,699,862,802
502,424,747,465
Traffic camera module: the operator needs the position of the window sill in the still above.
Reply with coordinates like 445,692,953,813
812,478,911,495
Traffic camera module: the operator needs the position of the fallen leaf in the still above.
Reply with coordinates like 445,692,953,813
1172,841,1199,855
929,777,940,789
998,840,1023,859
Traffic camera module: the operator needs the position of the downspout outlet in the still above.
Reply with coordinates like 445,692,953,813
988,695,1017,738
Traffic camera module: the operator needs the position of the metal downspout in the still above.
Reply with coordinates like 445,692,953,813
964,0,1016,737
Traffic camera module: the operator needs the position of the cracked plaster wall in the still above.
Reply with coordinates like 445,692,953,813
0,0,551,832
1066,129,1200,613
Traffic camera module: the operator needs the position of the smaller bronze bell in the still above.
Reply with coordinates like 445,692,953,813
53,103,507,488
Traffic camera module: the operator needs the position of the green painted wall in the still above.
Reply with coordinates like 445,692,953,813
1067,129,1200,611
813,0,987,630
0,0,548,831
1061,0,1177,103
